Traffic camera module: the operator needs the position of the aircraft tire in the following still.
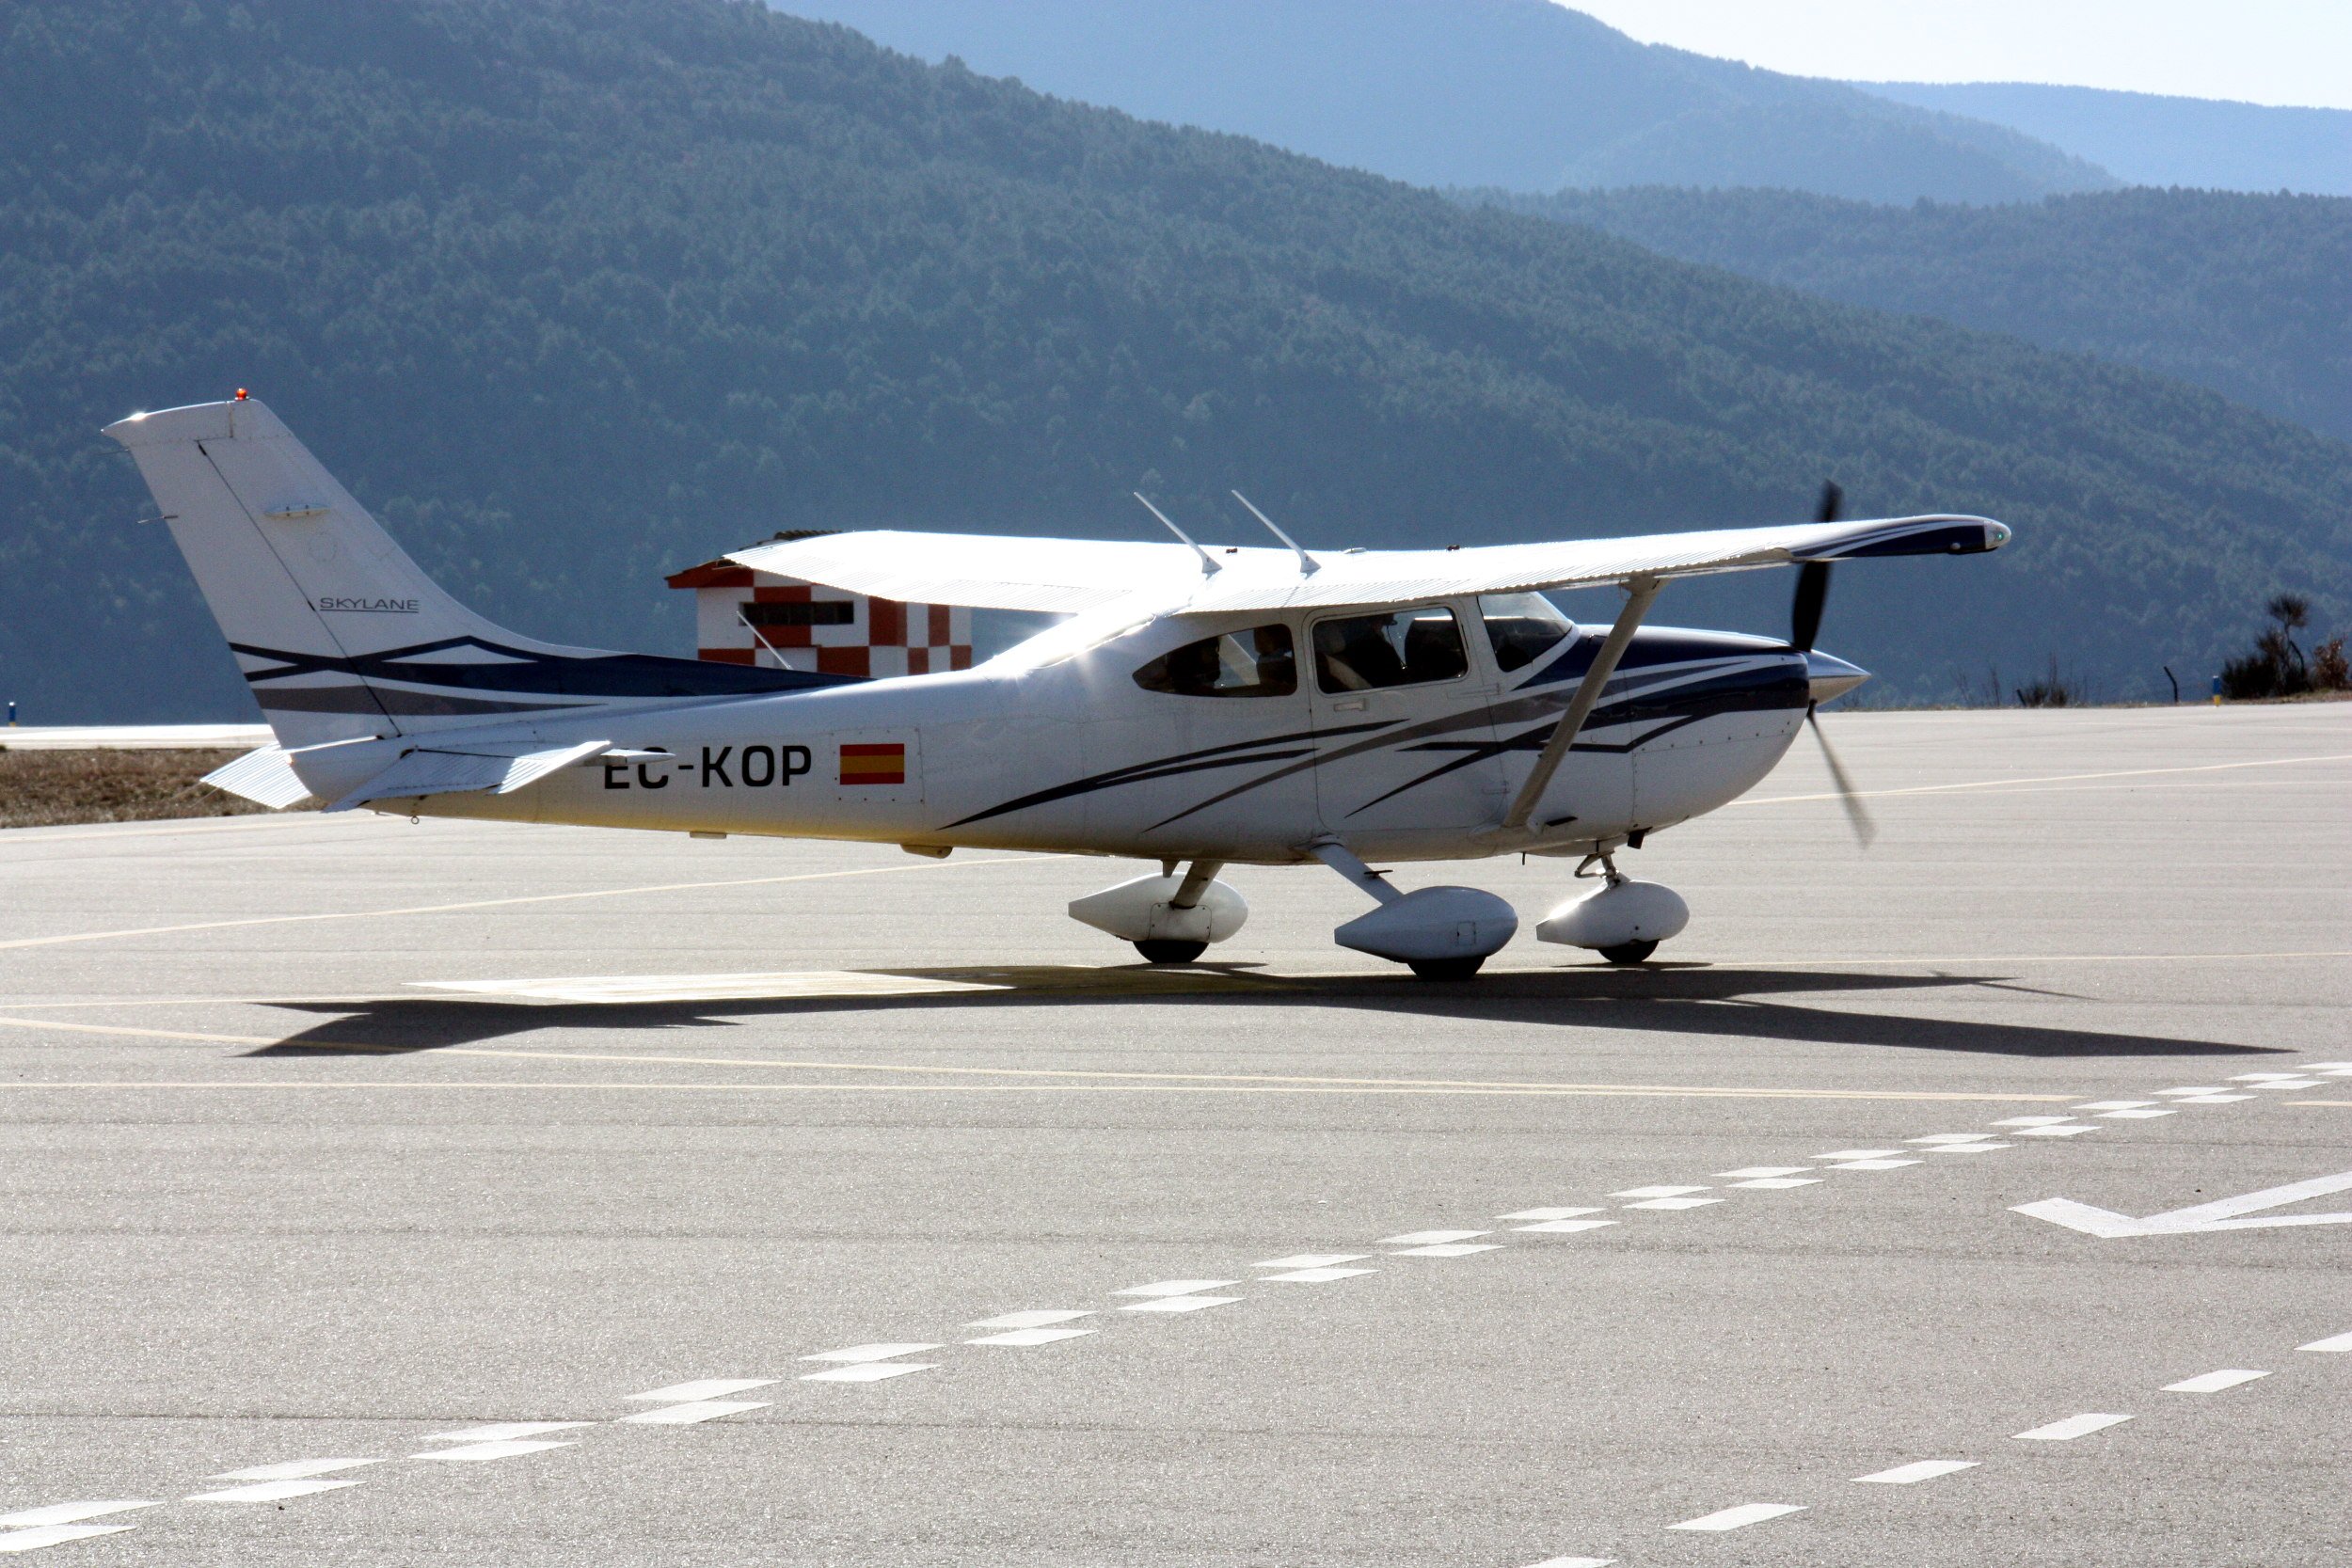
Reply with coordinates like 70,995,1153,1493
1598,940,1659,966
1134,939,1209,965
1406,956,1486,981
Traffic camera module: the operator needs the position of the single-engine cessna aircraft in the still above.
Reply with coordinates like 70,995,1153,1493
108,395,2008,977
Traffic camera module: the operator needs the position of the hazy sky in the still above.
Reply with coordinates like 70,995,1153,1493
1562,1,2352,111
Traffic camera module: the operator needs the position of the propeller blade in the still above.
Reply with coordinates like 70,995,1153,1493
1806,705,1876,847
1789,481,1841,652
1790,561,1831,653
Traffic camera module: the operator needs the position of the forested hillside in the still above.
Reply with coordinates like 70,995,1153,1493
1864,82,2352,199
1485,186,2352,443
4,0,2348,721
779,0,2117,204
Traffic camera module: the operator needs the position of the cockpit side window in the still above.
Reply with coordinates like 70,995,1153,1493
1479,592,1575,673
1311,607,1470,693
1133,623,1298,698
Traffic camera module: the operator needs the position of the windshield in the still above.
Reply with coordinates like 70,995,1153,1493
1479,592,1574,673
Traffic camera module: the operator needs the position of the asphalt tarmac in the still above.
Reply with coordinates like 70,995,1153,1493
1,705,2346,1566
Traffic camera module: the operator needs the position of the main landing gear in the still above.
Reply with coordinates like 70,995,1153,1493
1067,845,1691,977
1311,842,1519,981
1068,860,1248,965
1534,850,1690,966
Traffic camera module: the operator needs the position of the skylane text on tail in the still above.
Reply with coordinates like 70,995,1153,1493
107,394,2007,977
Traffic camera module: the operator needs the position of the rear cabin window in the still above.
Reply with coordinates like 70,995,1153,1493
1133,624,1298,698
1478,592,1575,672
1311,608,1469,692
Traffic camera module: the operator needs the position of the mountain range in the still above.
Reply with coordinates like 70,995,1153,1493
1866,82,2352,199
1483,185,2352,444
4,0,2346,724
777,0,2119,205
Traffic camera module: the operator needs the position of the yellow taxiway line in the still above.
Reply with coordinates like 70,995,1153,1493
0,853,1051,953
0,1014,2080,1102
1737,750,2352,808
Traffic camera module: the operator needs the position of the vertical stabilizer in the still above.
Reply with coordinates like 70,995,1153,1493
104,396,839,750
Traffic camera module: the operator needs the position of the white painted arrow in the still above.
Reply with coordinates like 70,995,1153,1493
2013,1169,2352,1238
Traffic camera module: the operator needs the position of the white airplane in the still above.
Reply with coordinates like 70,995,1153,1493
107,395,2009,978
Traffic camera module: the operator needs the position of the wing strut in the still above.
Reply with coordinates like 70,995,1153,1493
1499,575,1662,832
1134,494,1218,577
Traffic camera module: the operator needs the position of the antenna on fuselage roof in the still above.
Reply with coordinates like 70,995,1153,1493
1231,490,1314,575
1133,492,1219,576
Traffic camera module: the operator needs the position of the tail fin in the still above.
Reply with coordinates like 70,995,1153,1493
105,396,841,749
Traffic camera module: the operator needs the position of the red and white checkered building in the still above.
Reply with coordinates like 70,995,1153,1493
667,542,972,680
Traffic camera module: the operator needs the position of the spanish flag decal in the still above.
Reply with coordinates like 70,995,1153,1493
839,741,907,785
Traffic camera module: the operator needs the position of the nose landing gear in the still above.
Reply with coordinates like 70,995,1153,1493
1536,850,1688,965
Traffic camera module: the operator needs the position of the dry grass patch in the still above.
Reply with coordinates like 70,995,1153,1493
0,749,308,829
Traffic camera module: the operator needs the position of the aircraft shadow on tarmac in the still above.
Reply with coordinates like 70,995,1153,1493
247,965,2280,1062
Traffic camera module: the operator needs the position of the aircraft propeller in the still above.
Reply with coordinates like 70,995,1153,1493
1794,481,1876,847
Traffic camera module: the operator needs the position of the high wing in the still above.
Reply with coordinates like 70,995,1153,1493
729,514,2008,616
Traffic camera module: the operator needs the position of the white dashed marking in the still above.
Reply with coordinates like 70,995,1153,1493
1926,1141,2012,1152
1260,1267,1376,1283
1389,1243,1503,1256
1667,1502,1804,1531
964,1327,1096,1346
1727,1177,1820,1189
2163,1369,2269,1393
1497,1208,1606,1222
2246,1078,2326,1089
1828,1158,1919,1171
211,1458,382,1481
187,1479,363,1503
2098,1108,2175,1120
801,1343,945,1363
0,1505,157,1530
1991,1116,2079,1127
1252,1254,1369,1269
2297,1331,2352,1353
1855,1459,1979,1484
2230,1073,2314,1085
800,1363,938,1381
2168,1093,2254,1103
2153,1087,2230,1098
1714,1166,1810,1179
2072,1101,2155,1112
422,1422,590,1443
616,1399,772,1422
2010,1125,2098,1137
1512,1218,1619,1234
411,1438,578,1462
1814,1149,1903,1161
1375,1230,1487,1245
1620,1196,1723,1211
1610,1185,1710,1198
1909,1134,1999,1146
966,1309,1093,1330
0,1525,139,1553
625,1378,775,1402
2014,1413,2132,1441
1118,1294,1240,1313
1113,1280,1241,1298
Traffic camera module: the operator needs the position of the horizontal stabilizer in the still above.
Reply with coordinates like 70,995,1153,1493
200,745,315,810
326,739,609,813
